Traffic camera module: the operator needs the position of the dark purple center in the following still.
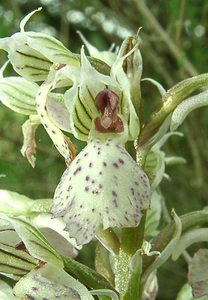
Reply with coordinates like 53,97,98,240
94,89,124,133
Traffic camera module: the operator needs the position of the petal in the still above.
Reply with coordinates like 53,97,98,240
21,115,40,167
51,139,150,245
61,48,133,142
110,43,140,140
36,67,76,164
118,35,143,115
47,94,71,132
62,48,114,140
77,31,117,66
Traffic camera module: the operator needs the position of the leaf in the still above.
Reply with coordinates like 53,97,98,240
188,249,208,298
62,255,114,291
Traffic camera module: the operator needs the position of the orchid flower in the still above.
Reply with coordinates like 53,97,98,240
0,9,151,246
47,45,150,245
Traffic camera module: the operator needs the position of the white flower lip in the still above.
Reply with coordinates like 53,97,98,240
52,139,151,245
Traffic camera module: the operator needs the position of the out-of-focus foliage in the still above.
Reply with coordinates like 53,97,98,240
0,1,207,299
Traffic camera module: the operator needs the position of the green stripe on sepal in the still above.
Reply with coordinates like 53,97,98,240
26,32,80,67
0,77,38,115
0,214,63,267
0,34,52,81
0,242,37,280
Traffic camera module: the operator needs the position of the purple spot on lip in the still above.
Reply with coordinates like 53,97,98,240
73,166,82,175
131,188,135,195
89,162,93,168
112,191,117,197
85,186,89,192
85,176,90,181
67,185,72,191
125,216,129,222
113,162,119,168
113,199,118,207
118,158,124,164
103,162,107,167
76,158,80,164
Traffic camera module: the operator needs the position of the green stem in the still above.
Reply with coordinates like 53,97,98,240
123,251,143,300
114,212,147,300
121,212,146,255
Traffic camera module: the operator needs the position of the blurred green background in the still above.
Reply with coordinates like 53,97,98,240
0,1,207,299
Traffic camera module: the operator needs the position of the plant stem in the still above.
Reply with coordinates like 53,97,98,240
114,212,146,300
121,212,146,255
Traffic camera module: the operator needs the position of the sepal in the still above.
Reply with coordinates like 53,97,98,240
0,8,79,81
13,262,95,300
